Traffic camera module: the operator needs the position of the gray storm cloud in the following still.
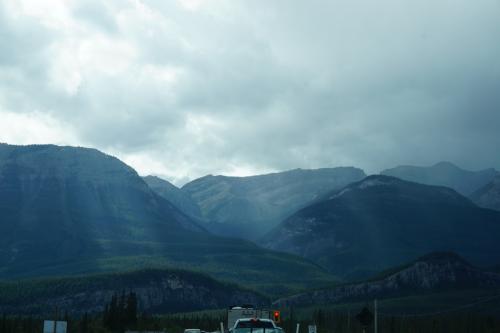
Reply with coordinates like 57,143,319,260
0,0,499,184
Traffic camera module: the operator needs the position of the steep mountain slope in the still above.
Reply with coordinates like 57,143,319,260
0,268,267,316
182,167,366,239
0,144,203,271
263,175,500,278
470,175,500,211
0,144,336,295
143,175,202,219
274,252,500,307
381,161,498,195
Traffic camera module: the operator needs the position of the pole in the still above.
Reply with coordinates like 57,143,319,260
296,323,300,333
53,306,58,333
347,310,350,331
221,322,225,333
374,299,378,333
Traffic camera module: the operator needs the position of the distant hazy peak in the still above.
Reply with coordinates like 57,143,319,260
182,166,366,239
328,174,467,201
384,161,496,173
381,161,498,196
433,161,460,168
192,166,363,179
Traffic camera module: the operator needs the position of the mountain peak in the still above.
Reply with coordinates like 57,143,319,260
432,161,460,169
264,175,500,278
381,162,498,195
327,174,468,206
182,167,366,239
143,175,202,219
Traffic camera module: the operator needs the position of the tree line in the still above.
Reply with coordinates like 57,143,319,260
1,300,500,332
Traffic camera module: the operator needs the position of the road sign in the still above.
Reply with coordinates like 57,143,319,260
308,325,317,333
43,320,67,333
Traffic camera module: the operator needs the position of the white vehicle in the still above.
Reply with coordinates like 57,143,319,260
232,318,280,333
184,329,201,333
227,306,282,332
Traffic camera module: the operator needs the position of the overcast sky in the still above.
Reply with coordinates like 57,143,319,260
1,0,499,185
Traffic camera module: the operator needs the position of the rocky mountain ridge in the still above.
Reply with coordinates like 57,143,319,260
273,252,500,307
470,174,500,211
263,175,500,279
381,161,498,196
182,167,366,239
143,175,202,219
0,268,267,316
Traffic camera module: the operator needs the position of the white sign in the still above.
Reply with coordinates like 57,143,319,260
308,325,317,333
43,320,67,333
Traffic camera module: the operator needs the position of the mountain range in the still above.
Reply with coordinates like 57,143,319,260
274,252,500,308
263,175,500,279
2,143,500,306
181,167,366,239
0,144,335,295
381,161,498,196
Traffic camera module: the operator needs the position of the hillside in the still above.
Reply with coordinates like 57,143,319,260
0,268,267,316
263,175,500,278
143,175,202,219
470,175,500,211
0,144,336,295
381,161,497,195
274,252,500,307
182,167,366,239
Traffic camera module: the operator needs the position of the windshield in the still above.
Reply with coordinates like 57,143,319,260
233,329,281,333
235,321,274,329
234,320,277,333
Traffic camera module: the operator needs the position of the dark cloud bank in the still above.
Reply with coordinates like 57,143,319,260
0,0,499,184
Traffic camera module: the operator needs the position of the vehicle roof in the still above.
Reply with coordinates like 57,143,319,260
234,318,276,326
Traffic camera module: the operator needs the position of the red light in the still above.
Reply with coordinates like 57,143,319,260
273,311,280,323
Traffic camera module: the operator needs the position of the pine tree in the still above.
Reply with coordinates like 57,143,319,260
109,294,119,330
126,292,138,328
1,313,5,333
80,312,89,333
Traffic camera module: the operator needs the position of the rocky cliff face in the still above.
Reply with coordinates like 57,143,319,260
273,253,500,307
0,269,267,316
470,175,500,211
182,167,366,239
